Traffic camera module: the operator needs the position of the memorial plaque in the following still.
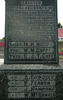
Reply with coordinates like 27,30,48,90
0,69,63,100
5,0,58,64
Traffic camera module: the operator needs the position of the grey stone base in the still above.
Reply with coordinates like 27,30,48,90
0,64,63,100
0,63,63,70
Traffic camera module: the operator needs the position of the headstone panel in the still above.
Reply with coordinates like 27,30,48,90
5,0,58,64
0,69,63,100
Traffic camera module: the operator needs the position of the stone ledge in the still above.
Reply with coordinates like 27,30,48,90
0,63,63,70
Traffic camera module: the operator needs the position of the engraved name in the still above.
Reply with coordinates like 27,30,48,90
20,1,43,5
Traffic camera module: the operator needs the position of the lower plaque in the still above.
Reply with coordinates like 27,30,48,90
0,69,63,100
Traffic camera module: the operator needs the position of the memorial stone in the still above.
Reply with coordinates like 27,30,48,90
1,0,63,100
0,65,63,100
4,0,58,64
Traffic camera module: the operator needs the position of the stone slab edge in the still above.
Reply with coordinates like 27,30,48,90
0,63,63,70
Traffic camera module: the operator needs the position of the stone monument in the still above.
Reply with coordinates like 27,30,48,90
0,0,63,100
4,0,58,64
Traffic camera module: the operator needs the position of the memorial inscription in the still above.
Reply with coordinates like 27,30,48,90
5,0,58,64
0,70,63,100
8,74,56,98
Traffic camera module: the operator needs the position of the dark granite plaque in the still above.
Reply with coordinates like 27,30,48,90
0,69,63,100
5,0,58,64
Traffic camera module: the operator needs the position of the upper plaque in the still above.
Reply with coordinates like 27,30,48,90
5,0,58,64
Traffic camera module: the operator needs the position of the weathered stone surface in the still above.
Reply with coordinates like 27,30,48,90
5,0,58,64
3,0,60,99
0,64,63,100
0,63,62,70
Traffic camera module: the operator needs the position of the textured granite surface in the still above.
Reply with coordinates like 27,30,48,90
0,63,63,70
0,64,63,100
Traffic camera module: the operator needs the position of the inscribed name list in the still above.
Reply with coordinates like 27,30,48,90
5,0,58,64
